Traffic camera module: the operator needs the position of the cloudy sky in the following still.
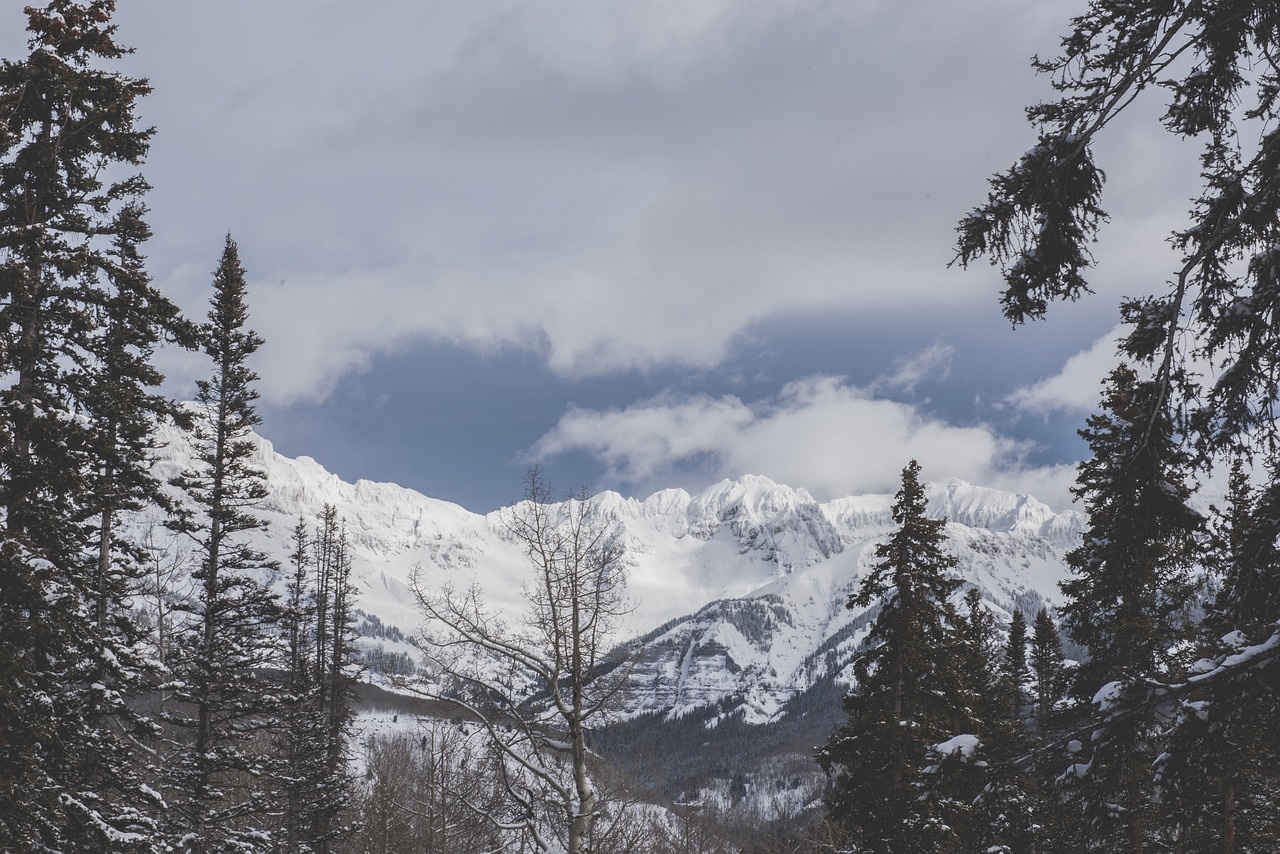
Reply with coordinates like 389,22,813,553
6,1,1205,512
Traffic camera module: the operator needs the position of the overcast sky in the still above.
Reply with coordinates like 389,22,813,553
5,1,1207,512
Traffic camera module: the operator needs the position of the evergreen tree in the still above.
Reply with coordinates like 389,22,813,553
1002,609,1030,717
164,236,283,853
816,460,964,853
277,506,360,853
1157,460,1280,852
1061,367,1200,692
955,8,1280,846
1029,607,1065,729
1056,366,1201,852
955,588,1008,738
309,508,360,851
0,2,177,848
279,517,316,852
73,199,187,849
936,591,1037,854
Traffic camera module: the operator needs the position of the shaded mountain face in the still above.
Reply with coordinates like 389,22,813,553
141,425,1083,727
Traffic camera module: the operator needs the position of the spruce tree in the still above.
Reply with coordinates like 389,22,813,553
1029,607,1065,729
309,507,359,851
816,460,965,853
0,3,177,848
1002,609,1030,717
955,588,1006,738
164,236,283,853
955,8,1280,845
279,517,316,852
940,591,1036,854
1157,460,1280,852
73,199,187,850
1057,366,1201,851
277,506,359,853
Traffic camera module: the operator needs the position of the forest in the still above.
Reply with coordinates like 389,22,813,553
3,1,1280,853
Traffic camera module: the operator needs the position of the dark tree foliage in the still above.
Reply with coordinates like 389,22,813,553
957,5,1280,850
955,588,1007,738
1029,607,1066,729
1003,608,1030,715
956,3,1280,439
279,504,359,853
0,0,153,554
1061,367,1201,691
279,517,316,852
1055,365,1201,851
923,592,1040,854
0,2,179,849
164,237,283,853
954,0,1280,478
1157,460,1280,852
816,460,965,853
295,504,358,850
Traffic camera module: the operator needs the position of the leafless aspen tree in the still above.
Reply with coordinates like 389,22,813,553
412,467,635,854
353,726,506,854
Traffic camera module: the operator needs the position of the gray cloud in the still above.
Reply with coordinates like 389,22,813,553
1,1,1187,509
62,0,1111,404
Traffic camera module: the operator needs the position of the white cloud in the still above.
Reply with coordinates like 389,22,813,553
533,375,1077,508
1004,327,1121,415
875,341,956,394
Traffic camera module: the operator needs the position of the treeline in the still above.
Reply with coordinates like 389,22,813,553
815,456,1280,852
0,4,361,850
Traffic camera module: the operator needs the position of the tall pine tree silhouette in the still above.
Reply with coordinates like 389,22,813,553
1057,366,1200,851
164,237,283,853
1158,459,1280,851
817,459,964,853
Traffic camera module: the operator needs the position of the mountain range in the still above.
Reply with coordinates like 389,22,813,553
142,423,1084,731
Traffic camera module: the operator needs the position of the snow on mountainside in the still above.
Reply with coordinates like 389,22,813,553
143,425,1085,727
623,478,1083,725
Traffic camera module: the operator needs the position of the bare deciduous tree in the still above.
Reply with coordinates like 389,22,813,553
411,467,634,853
351,725,507,854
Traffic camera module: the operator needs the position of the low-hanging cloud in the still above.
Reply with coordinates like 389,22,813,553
532,374,1078,508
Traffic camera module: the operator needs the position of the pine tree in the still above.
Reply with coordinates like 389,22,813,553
937,591,1038,854
956,8,1280,844
1029,607,1065,730
309,508,360,851
279,517,316,852
0,2,176,848
163,236,283,853
1056,367,1201,852
1003,609,1030,717
955,588,1008,736
73,199,186,850
277,507,359,853
816,460,965,853
1157,460,1280,852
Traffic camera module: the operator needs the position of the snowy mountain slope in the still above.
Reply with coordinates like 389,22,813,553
613,479,1083,724
142,425,1085,726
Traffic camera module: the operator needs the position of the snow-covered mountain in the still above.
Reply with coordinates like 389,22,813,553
144,425,1085,727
